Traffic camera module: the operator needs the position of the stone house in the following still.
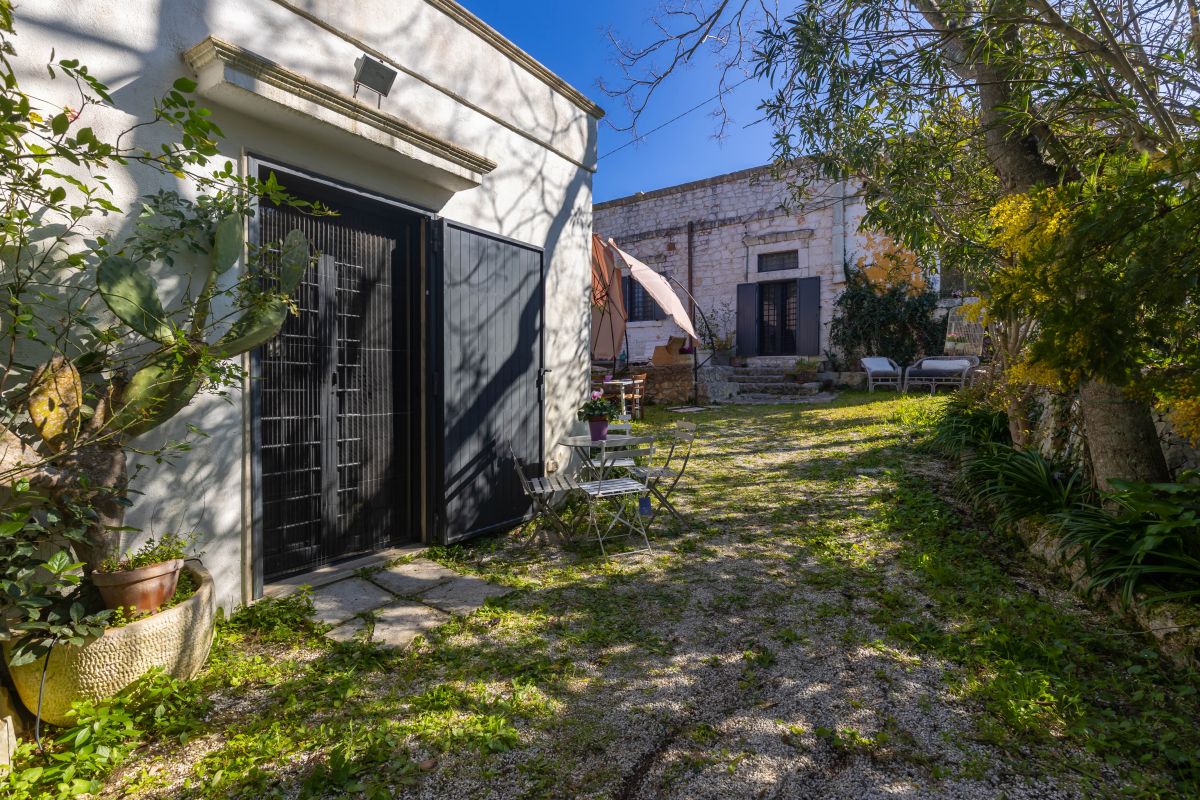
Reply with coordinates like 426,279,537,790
13,0,600,609
593,165,868,365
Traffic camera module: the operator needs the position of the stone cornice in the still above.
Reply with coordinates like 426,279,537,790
423,0,605,119
183,37,497,179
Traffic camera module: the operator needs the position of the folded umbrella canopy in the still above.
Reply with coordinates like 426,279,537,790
590,234,626,361
606,239,698,341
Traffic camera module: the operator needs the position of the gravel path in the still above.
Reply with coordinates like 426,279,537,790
106,395,1197,799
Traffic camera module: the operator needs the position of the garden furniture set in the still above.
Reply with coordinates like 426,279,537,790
861,355,980,393
513,422,696,556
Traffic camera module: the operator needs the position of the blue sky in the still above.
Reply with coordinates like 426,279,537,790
459,0,776,203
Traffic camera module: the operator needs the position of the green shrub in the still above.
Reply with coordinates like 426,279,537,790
959,444,1086,528
828,269,945,369
927,392,1010,455
1054,471,1200,607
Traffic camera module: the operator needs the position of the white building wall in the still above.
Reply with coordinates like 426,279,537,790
11,0,599,609
595,166,867,363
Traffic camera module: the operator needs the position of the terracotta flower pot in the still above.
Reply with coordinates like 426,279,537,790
588,416,609,441
92,558,184,613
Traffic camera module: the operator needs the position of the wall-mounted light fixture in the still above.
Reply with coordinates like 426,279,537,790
353,55,397,107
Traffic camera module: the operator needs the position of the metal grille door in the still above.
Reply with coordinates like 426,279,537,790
256,176,422,582
758,281,798,356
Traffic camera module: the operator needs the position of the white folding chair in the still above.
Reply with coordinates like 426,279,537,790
629,422,696,527
577,439,654,556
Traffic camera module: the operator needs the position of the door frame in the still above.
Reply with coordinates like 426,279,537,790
246,156,434,597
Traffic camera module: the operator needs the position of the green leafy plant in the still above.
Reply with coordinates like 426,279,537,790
0,9,317,665
829,268,945,369
926,391,1010,455
697,301,735,352
97,532,195,573
1054,471,1200,607
0,667,206,799
958,444,1086,529
578,390,619,421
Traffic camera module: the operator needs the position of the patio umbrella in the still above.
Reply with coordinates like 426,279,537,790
591,234,626,361
606,239,698,341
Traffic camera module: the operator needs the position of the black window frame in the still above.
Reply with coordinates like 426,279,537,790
757,250,800,273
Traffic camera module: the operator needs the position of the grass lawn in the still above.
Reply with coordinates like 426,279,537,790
7,392,1200,799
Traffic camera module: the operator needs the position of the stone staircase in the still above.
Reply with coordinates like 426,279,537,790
726,366,823,404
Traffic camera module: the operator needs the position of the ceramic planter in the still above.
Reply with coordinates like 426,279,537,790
4,561,215,726
588,416,609,441
92,557,183,613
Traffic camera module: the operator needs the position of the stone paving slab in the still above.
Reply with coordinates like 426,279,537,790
327,599,450,648
368,558,459,597
416,574,511,616
310,577,394,626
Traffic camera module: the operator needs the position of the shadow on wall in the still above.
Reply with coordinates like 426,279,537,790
19,0,596,602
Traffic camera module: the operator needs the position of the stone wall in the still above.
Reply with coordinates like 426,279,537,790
595,165,870,363
641,364,695,406
1027,391,1199,481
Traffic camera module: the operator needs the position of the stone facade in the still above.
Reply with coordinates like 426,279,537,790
594,165,868,363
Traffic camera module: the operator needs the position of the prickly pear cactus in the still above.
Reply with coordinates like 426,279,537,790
98,223,310,440
28,356,83,451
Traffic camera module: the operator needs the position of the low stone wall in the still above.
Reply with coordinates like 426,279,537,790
1017,519,1200,670
641,363,695,406
1026,390,1199,481
819,371,867,389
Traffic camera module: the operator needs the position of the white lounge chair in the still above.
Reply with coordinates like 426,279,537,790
860,357,902,392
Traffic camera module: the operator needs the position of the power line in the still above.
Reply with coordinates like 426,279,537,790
598,76,754,161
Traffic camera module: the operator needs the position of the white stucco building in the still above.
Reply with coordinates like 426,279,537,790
594,165,868,363
12,0,601,608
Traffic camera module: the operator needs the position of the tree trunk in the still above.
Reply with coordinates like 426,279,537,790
1078,379,1169,490
63,444,128,570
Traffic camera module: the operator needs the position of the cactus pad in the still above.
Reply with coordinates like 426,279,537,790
98,256,174,343
28,357,83,450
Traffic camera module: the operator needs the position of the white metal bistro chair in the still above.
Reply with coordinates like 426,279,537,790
603,415,640,470
860,357,902,392
577,439,654,556
629,422,695,527
510,445,580,541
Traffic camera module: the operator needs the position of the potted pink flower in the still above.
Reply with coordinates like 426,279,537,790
579,390,618,441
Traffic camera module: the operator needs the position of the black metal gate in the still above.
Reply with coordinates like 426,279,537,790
254,171,423,582
432,221,544,543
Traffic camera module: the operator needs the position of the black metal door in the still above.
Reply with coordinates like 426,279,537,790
255,174,423,582
758,281,798,356
433,221,543,543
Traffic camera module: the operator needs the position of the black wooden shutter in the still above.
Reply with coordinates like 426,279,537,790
797,276,821,355
436,221,544,543
736,283,758,356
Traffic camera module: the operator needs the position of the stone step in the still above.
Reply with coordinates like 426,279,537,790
730,374,789,384
737,381,821,395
